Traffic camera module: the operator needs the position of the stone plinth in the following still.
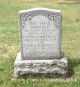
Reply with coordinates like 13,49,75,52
14,52,68,77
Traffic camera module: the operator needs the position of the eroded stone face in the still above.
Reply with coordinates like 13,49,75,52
19,8,62,60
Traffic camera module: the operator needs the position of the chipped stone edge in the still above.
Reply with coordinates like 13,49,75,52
13,52,68,78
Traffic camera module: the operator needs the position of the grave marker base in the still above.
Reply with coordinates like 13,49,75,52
14,52,68,77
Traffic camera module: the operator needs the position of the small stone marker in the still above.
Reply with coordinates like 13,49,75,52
14,8,68,77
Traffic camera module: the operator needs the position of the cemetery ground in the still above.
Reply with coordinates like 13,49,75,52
0,0,80,87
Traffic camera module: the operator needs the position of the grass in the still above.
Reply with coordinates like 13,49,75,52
0,0,80,87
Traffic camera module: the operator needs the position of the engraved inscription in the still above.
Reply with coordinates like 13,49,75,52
21,15,60,59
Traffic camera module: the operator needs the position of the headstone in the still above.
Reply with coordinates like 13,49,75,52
14,8,68,77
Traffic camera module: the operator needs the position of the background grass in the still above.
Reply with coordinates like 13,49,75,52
0,0,80,87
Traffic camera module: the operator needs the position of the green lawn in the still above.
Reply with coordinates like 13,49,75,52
0,0,80,87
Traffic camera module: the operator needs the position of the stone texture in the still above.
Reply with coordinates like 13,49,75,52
14,52,68,76
19,8,62,60
13,8,68,78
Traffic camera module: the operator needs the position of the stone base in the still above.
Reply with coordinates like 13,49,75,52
14,52,68,78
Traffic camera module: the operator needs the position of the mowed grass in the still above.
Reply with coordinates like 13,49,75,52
0,0,80,87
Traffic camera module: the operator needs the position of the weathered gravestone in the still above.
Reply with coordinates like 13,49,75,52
14,8,68,77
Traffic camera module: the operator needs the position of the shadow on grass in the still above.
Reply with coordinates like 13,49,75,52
19,73,66,79
66,57,80,77
17,57,80,79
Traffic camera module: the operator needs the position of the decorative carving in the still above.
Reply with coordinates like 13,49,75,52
25,14,32,21
48,14,60,28
20,14,32,21
48,15,54,20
